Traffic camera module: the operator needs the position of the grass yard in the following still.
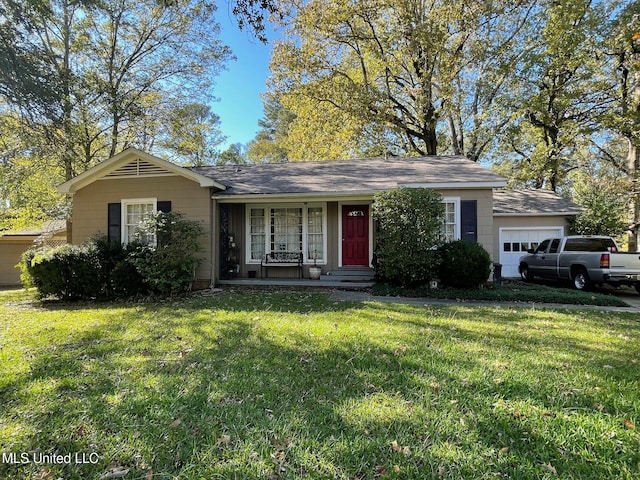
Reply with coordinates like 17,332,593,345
0,288,638,480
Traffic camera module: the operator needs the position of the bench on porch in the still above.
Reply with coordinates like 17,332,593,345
261,251,303,278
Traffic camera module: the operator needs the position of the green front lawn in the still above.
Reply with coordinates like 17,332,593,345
373,282,631,307
1,288,638,479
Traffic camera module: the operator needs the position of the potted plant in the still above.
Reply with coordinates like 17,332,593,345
309,250,322,280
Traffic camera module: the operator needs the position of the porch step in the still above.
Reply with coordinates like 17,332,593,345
324,267,375,282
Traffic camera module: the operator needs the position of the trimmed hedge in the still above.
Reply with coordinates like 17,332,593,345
20,244,102,300
437,240,491,289
19,212,203,300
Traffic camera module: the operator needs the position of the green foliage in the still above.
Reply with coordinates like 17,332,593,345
437,240,492,289
158,102,226,166
247,97,294,163
129,211,204,296
372,188,445,287
20,244,102,300
0,0,231,226
567,171,628,237
92,236,147,298
19,212,203,299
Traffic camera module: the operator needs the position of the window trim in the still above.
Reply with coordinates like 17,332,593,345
442,197,461,242
245,202,328,265
121,197,157,245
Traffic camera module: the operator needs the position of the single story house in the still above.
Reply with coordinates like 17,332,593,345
0,220,67,287
54,148,579,286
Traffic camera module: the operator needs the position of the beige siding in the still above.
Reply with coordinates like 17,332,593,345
0,237,35,286
72,176,213,282
434,188,495,261
492,215,569,263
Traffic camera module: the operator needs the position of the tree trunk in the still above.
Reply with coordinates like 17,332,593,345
628,140,639,251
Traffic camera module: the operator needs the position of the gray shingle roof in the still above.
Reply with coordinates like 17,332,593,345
192,156,506,196
493,189,582,216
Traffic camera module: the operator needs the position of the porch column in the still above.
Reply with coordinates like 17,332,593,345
210,196,218,288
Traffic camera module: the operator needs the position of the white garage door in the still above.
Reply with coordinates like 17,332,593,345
499,227,564,278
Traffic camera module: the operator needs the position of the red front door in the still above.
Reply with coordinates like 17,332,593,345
342,205,369,266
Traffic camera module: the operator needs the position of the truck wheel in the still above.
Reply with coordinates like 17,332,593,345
572,268,593,291
520,264,533,282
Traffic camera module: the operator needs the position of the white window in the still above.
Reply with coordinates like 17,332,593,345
122,198,157,245
249,208,266,261
246,203,327,264
441,197,460,242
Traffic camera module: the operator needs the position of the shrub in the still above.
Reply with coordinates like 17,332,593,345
20,211,204,300
437,240,491,289
128,211,204,296
21,244,101,299
372,188,445,287
93,236,147,297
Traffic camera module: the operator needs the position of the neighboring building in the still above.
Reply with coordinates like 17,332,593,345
0,221,66,287
52,148,579,287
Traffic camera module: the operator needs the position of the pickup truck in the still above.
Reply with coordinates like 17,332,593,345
518,235,640,293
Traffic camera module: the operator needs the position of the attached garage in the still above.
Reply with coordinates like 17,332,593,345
498,226,564,277
493,190,582,278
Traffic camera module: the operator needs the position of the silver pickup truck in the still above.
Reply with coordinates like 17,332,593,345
518,235,640,293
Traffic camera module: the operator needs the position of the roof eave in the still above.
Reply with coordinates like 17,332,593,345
493,211,583,217
401,181,507,189
57,148,226,194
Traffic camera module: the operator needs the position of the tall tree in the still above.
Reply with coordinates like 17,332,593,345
247,97,294,162
270,0,535,159
492,0,616,192
605,3,640,249
157,102,226,166
0,0,231,230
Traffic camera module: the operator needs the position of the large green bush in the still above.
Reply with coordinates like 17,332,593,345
20,211,203,299
437,240,491,289
20,244,102,299
372,188,445,287
93,236,148,297
128,211,204,296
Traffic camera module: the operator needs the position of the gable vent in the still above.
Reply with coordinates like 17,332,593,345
102,158,175,179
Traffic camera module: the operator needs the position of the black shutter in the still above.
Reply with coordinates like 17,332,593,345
107,203,122,243
157,201,172,213
461,200,477,243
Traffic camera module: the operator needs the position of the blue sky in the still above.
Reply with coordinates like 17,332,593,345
213,11,278,149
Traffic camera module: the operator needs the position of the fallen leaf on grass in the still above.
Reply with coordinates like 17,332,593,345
624,419,635,429
393,344,408,356
541,463,557,476
169,418,182,428
374,465,386,475
390,440,401,452
100,466,130,479
145,470,153,480
393,465,400,473
216,434,231,446
498,446,510,455
437,465,446,477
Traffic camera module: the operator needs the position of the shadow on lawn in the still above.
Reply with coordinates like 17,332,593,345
1,292,638,479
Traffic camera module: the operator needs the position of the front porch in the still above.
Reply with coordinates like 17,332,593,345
218,267,375,288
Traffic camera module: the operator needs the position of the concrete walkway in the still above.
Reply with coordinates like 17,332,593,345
329,289,640,314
